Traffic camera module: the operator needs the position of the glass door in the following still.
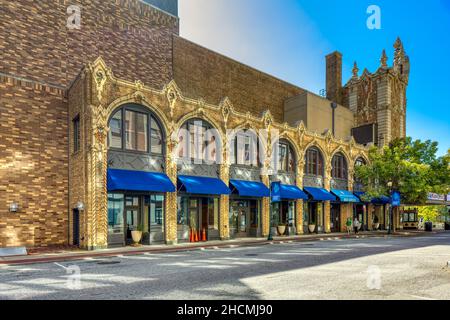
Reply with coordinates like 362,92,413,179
188,198,199,235
125,196,140,244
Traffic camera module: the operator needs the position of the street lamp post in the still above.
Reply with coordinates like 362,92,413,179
268,179,281,241
387,181,393,235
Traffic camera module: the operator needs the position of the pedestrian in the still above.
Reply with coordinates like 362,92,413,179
353,217,360,234
346,217,352,235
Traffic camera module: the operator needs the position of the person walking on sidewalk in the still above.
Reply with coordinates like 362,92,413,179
353,217,360,234
346,217,352,235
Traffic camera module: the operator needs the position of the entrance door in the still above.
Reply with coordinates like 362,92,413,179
125,196,140,244
330,204,340,232
73,209,80,247
201,199,209,240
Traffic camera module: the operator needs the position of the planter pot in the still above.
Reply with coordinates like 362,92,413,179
131,231,143,244
372,223,380,230
308,225,316,233
277,225,286,236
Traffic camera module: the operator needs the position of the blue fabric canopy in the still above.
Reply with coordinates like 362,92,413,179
107,169,175,193
371,196,391,205
178,175,231,195
355,192,390,205
331,189,360,203
354,191,368,203
229,180,270,197
279,184,309,200
304,187,336,201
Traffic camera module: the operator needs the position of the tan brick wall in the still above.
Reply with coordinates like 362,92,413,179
0,76,68,247
0,0,178,89
173,36,304,123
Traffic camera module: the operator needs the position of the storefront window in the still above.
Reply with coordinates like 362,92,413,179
208,198,219,230
288,201,295,226
177,196,189,226
108,193,124,235
250,201,259,228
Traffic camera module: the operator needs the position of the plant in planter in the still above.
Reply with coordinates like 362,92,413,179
131,224,144,245
308,224,316,233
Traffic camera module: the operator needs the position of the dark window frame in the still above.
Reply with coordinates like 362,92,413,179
304,147,324,176
275,140,296,173
331,153,348,180
107,104,165,156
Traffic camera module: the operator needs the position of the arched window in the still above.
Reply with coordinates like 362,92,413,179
178,118,221,164
275,140,296,173
331,153,348,180
304,147,324,176
231,130,260,167
355,157,366,167
354,157,366,184
107,104,164,155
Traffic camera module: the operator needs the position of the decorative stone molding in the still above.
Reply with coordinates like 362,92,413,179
68,57,370,249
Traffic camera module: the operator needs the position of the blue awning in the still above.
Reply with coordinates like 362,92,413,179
372,196,391,205
304,187,336,201
355,192,390,205
107,169,175,193
279,184,309,200
229,180,270,197
178,175,231,195
331,189,360,203
354,191,368,203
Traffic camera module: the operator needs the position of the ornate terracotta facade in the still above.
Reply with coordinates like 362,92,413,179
68,58,370,249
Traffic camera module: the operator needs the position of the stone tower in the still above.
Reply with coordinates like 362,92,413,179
343,38,410,146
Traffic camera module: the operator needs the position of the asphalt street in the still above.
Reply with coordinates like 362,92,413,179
1,233,450,300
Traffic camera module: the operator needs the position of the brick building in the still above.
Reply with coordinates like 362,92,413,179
0,0,409,249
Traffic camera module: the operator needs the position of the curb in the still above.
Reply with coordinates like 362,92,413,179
0,231,444,266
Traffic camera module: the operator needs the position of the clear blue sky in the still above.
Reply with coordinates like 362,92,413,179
179,0,450,156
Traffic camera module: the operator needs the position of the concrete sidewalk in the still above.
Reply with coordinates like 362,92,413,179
0,230,442,266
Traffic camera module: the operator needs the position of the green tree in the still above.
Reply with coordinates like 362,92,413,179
418,206,440,222
355,138,450,205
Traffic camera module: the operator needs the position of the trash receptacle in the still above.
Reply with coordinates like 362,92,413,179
445,222,450,231
425,222,433,232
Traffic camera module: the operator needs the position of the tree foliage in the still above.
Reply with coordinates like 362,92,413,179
355,137,450,205
418,206,448,222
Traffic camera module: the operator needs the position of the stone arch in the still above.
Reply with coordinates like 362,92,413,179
105,93,171,137
353,153,369,166
227,124,263,167
330,147,351,169
176,114,225,164
303,139,328,164
272,133,300,164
